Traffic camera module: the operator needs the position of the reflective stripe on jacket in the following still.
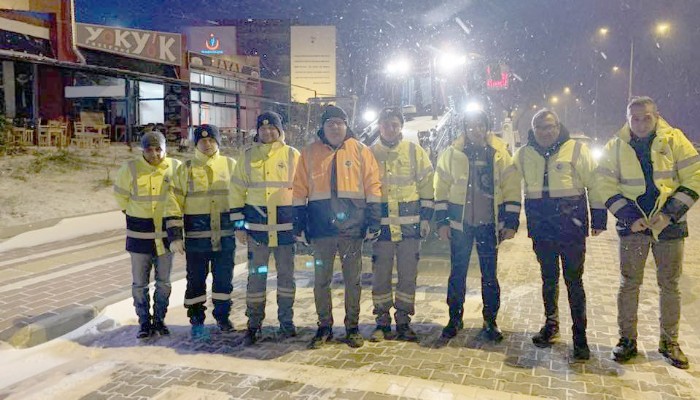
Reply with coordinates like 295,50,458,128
114,156,181,255
371,140,434,241
165,149,237,252
434,134,521,238
293,136,382,239
230,140,300,247
514,127,606,241
596,117,700,238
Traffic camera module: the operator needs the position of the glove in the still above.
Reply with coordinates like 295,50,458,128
295,231,309,246
364,229,380,243
630,218,649,233
499,228,516,241
420,220,431,238
235,230,248,245
169,240,185,255
437,225,451,241
649,213,671,231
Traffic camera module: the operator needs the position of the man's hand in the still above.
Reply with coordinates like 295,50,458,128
650,213,671,231
295,231,309,246
499,228,516,241
235,230,248,245
169,240,185,255
365,229,380,244
630,218,649,233
438,225,451,241
591,229,605,236
420,220,431,238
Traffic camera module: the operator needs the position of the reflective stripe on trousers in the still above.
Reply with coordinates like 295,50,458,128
245,239,296,329
371,239,420,326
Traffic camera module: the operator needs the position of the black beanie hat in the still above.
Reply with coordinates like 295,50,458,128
257,111,284,133
320,105,348,126
193,124,221,146
378,107,405,126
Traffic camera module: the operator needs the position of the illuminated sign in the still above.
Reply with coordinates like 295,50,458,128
202,33,223,55
486,65,509,90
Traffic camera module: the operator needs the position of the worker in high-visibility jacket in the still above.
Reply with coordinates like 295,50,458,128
165,124,237,340
596,97,700,370
434,109,521,343
293,105,382,349
514,109,606,362
231,111,300,345
114,131,181,339
369,107,434,343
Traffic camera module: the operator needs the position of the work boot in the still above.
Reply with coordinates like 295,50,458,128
440,318,464,339
396,324,419,342
572,337,590,361
190,323,210,341
370,325,391,342
136,322,152,339
345,328,364,348
659,340,689,369
152,320,170,336
532,324,559,348
278,324,297,339
217,319,235,333
612,337,638,362
478,321,504,343
244,327,262,346
308,326,333,349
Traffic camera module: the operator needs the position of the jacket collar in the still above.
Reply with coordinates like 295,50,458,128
526,123,571,156
194,148,220,165
616,116,675,143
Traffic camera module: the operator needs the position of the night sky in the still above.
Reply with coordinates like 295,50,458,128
75,0,700,140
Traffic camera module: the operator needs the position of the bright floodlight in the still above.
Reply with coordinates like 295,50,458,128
656,22,671,36
465,102,483,113
591,147,604,161
598,27,609,36
437,52,468,74
386,59,411,76
362,109,378,123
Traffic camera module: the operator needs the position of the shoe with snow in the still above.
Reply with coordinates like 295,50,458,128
612,337,637,362
370,325,391,342
308,326,333,349
440,319,463,339
244,327,262,346
396,324,418,342
532,324,559,348
659,340,689,369
191,323,210,341
217,319,234,333
345,329,364,348
136,322,152,339
152,320,170,336
478,321,504,343
278,324,297,338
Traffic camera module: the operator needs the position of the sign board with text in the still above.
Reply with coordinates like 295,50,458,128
76,23,182,66
290,26,336,103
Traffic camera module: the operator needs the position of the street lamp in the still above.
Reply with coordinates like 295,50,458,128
628,21,671,100
385,58,411,105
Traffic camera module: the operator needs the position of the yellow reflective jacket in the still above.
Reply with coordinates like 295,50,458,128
514,126,606,241
371,140,434,241
230,140,300,247
434,134,521,236
114,156,181,256
596,117,700,238
165,149,237,252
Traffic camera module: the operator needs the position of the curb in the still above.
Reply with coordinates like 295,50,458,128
1,270,187,349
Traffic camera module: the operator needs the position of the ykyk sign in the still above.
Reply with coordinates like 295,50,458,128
76,23,182,66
